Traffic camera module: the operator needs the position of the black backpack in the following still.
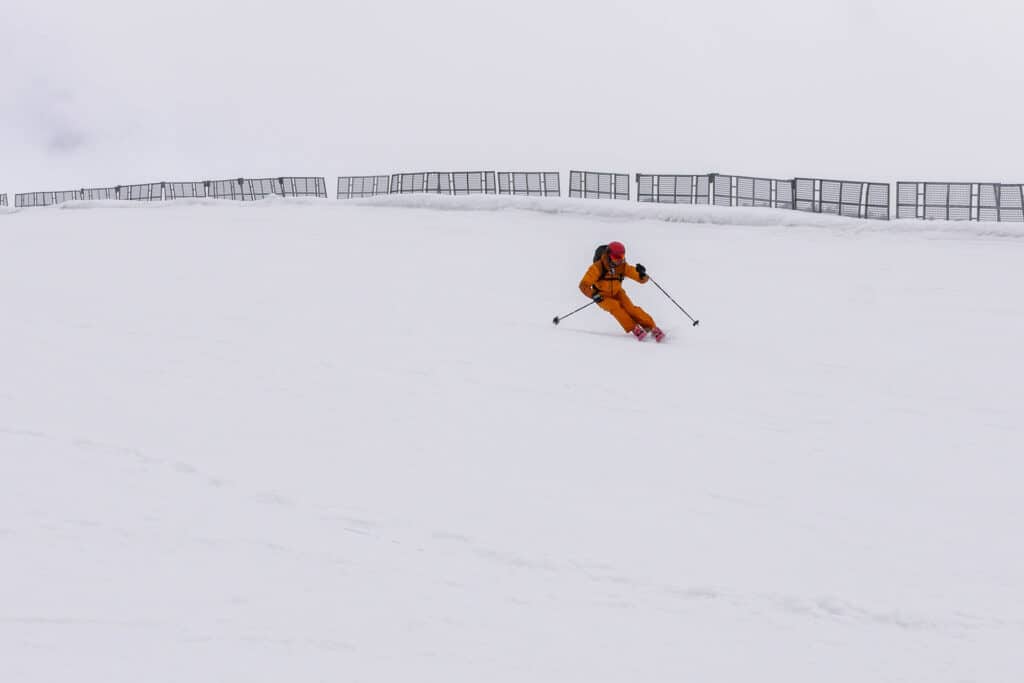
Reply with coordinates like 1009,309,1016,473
592,244,622,281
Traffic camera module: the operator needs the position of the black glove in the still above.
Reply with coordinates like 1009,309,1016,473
636,264,647,278
591,293,603,303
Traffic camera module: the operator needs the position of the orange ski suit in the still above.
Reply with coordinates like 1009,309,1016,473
579,254,656,332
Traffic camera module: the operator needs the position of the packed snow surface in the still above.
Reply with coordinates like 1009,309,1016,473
2,196,1022,682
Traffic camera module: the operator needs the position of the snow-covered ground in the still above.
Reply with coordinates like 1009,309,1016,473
2,196,1022,682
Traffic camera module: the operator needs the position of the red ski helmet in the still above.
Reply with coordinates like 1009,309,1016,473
607,241,626,260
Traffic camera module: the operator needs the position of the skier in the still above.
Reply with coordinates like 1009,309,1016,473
579,241,665,342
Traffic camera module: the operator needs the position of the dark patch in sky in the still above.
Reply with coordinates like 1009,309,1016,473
46,127,89,154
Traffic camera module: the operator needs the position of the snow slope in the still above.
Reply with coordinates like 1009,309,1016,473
1,196,1022,682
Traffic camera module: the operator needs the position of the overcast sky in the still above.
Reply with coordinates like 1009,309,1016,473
2,0,1022,194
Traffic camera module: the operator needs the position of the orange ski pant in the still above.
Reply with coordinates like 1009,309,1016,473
598,291,655,332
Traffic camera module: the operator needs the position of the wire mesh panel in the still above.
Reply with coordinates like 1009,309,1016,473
425,172,449,194
820,180,842,215
569,170,629,199
997,184,1024,222
713,175,732,206
795,177,889,219
923,183,965,220
544,172,560,196
498,171,559,196
15,192,56,207
166,181,208,200
636,174,655,201
794,178,816,213
897,181,1007,222
979,184,999,222
391,173,425,193
280,177,327,198
253,176,329,198
614,174,629,199
897,182,980,220
924,183,948,220
706,175,795,209
338,175,389,198
819,180,862,217
945,183,971,221
695,175,710,204
247,178,278,199
451,171,497,195
663,176,695,203
568,170,583,197
636,174,707,203
122,183,163,201
82,186,119,201
499,172,535,195
776,180,794,210
738,177,774,208
865,183,890,220
209,178,251,200
53,190,81,204
393,173,423,193
896,182,919,219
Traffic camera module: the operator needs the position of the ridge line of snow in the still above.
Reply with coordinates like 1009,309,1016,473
352,194,1024,240
4,194,1024,240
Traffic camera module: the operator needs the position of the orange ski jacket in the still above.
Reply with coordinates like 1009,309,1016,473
579,254,648,299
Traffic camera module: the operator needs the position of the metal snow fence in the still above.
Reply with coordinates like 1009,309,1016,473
338,175,390,199
451,171,497,195
997,184,1024,222
795,178,816,213
713,175,732,206
736,177,774,209
280,176,327,198
821,179,862,218
636,174,711,204
979,184,1000,222
497,171,560,197
390,172,452,194
166,181,209,200
122,183,164,201
391,173,424,193
53,190,80,204
208,178,252,201
716,175,792,209
794,177,890,220
80,186,118,201
248,178,278,199
864,183,890,220
776,179,795,210
243,176,326,199
543,172,560,196
896,182,1015,221
569,170,629,200
896,182,918,219
15,192,56,207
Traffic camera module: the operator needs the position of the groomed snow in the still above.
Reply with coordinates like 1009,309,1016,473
1,196,1022,682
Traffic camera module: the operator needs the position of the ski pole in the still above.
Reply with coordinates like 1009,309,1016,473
552,299,598,325
649,276,700,326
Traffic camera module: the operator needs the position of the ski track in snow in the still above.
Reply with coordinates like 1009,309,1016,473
4,426,1016,640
